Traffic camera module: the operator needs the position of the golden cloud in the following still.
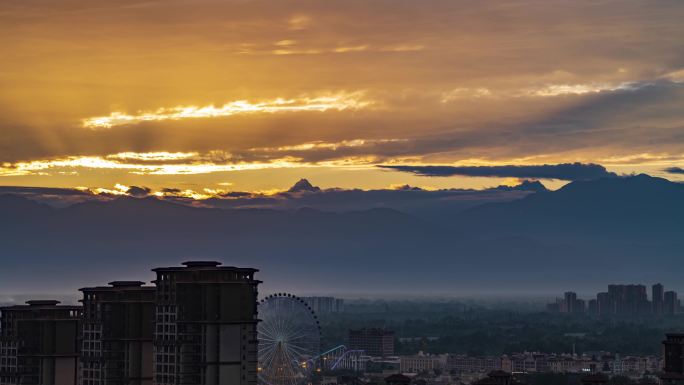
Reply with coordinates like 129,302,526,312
249,138,407,153
0,155,306,176
440,82,644,102
0,146,390,177
82,92,373,129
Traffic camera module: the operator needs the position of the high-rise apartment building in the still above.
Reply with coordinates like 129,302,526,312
608,284,651,315
587,299,599,315
555,292,586,314
79,281,155,385
653,284,665,315
596,292,612,315
563,292,577,314
348,328,394,357
551,284,680,317
152,261,260,385
0,300,81,385
301,297,344,314
665,291,679,315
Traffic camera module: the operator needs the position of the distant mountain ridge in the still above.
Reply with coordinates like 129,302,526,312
455,174,683,237
0,174,682,294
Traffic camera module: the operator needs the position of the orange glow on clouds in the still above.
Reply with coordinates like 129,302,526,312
82,92,373,129
0,156,308,176
441,82,643,102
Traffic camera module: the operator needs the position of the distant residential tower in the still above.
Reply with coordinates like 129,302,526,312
301,297,344,314
348,328,394,357
665,291,679,315
653,283,665,315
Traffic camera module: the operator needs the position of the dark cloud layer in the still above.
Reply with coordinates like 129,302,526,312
664,167,684,175
126,185,151,197
0,179,546,220
379,163,616,181
0,186,96,207
204,180,542,220
0,186,90,196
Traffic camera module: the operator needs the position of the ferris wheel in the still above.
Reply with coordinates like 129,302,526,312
257,293,321,385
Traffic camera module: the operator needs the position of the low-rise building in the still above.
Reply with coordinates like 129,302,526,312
448,355,500,373
399,352,447,373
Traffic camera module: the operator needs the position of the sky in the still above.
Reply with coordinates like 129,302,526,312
1,0,684,196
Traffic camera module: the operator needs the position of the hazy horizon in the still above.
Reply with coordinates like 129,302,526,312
1,0,683,297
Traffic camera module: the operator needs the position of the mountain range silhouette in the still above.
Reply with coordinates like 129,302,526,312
0,174,681,294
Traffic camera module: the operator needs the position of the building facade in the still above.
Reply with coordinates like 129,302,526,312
665,291,679,315
653,284,664,315
152,261,260,385
79,281,155,385
0,300,82,385
661,333,684,384
301,297,344,314
607,284,650,315
399,353,447,373
348,329,394,357
447,355,500,373
564,292,578,313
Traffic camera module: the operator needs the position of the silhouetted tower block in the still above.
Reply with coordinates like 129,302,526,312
0,300,82,385
661,333,684,384
581,374,608,385
151,261,260,385
588,299,599,315
665,291,679,315
653,283,665,315
563,292,577,313
608,284,650,315
596,292,611,315
79,281,156,385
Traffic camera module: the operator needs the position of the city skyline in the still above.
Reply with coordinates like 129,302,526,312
6,276,684,307
549,283,681,316
0,260,682,385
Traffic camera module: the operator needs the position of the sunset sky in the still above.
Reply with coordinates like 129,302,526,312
2,0,684,196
